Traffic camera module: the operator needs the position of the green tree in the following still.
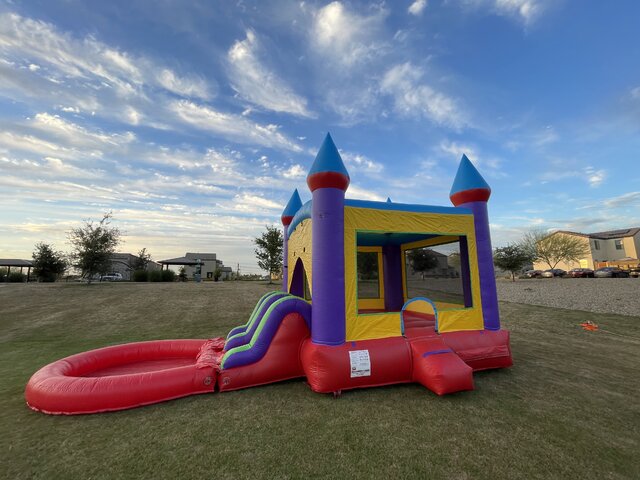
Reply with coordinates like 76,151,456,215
357,251,378,280
522,229,589,270
178,266,187,282
133,247,152,271
32,242,67,282
407,248,439,279
254,225,283,284
493,244,534,282
68,213,122,284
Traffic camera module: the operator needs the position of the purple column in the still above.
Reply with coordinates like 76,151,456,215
282,225,290,292
311,188,346,345
460,201,500,330
382,245,404,311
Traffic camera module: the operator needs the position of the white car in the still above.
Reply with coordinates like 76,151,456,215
100,272,123,282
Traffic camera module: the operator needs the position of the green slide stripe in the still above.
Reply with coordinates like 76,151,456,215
226,291,284,341
221,294,303,369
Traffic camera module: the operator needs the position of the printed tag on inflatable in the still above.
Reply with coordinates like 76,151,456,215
349,350,371,378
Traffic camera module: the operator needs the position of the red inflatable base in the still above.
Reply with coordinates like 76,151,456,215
218,312,309,392
25,339,222,415
301,337,413,394
301,329,512,395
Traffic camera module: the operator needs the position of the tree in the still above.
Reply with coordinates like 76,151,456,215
407,248,439,279
178,266,187,282
522,229,589,270
493,244,534,281
254,225,283,283
213,266,222,282
68,213,122,284
32,242,67,282
357,251,378,280
133,248,152,271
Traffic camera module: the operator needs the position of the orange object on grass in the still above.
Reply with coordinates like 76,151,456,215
580,321,599,331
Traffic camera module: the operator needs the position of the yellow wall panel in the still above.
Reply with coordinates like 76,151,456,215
287,219,313,293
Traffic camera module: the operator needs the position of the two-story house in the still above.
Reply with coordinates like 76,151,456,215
533,227,640,271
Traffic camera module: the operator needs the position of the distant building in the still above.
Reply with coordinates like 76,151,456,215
405,250,458,278
159,252,233,281
107,253,161,281
532,227,640,271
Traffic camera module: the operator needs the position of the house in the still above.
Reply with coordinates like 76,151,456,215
533,227,640,271
107,253,161,280
159,252,233,281
405,250,459,278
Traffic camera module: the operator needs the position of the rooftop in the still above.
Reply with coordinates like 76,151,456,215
554,228,640,240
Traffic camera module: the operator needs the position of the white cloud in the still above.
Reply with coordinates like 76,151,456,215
494,0,544,24
339,150,384,174
603,192,640,209
439,140,479,163
31,113,136,148
457,0,548,26
125,106,142,125
630,86,640,100
311,2,388,66
232,193,283,213
408,0,428,16
324,85,380,125
584,166,606,187
0,131,72,158
533,125,558,146
156,68,211,100
539,165,607,188
0,12,214,113
227,30,312,117
170,100,303,152
345,184,386,201
283,164,306,179
59,106,80,113
380,63,465,128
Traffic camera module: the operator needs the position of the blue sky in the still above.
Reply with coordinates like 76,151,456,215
1,0,639,272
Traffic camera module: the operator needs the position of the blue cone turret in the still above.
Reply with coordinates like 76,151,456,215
281,189,303,291
449,154,491,206
307,133,350,192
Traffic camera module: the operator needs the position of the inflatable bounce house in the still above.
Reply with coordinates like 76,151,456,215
25,134,512,415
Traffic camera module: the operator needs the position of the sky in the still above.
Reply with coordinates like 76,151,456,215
0,0,639,274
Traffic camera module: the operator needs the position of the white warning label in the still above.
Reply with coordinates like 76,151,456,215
349,350,371,378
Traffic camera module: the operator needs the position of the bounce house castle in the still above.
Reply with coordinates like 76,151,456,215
25,134,512,415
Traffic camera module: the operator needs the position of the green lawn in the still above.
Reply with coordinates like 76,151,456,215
1,282,638,479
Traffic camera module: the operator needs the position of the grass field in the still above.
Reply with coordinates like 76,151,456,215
1,282,638,479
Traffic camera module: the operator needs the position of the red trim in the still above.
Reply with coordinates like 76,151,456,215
307,171,350,192
450,188,491,206
281,215,294,226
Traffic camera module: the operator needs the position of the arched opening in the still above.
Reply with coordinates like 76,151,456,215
290,258,311,300
401,297,438,338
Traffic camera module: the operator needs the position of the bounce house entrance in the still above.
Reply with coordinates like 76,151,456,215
401,297,438,338
290,258,311,300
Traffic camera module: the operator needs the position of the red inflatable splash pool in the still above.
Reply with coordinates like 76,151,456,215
25,339,223,415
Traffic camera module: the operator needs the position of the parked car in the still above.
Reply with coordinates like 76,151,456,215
594,267,630,278
566,268,594,278
630,268,640,278
100,272,123,282
522,270,543,278
541,269,566,278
